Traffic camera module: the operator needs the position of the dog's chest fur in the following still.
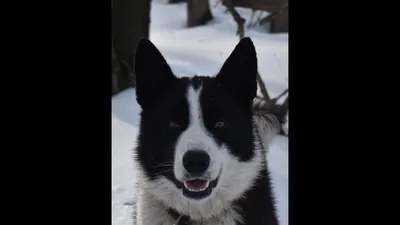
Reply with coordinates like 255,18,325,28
135,190,240,225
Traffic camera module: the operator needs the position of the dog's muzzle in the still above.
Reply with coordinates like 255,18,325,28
178,150,219,200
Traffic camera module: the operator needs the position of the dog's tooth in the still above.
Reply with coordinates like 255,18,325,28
184,180,211,192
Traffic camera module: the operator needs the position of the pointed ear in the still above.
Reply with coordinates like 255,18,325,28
134,38,177,109
216,37,258,107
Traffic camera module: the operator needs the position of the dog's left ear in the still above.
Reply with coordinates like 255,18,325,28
134,38,177,109
216,37,258,107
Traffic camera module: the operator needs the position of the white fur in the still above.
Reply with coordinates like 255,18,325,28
135,186,242,225
174,85,221,182
135,85,281,225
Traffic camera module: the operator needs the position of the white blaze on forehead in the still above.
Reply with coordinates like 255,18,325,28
187,85,202,126
178,84,210,151
174,84,222,180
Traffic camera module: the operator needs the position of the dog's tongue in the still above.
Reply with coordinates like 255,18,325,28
185,180,208,189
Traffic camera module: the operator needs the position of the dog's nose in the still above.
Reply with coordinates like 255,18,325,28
182,150,210,175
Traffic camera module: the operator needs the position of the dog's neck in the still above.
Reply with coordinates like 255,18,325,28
167,208,190,225
135,169,278,225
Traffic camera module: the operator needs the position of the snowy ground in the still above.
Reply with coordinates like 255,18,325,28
112,1,288,225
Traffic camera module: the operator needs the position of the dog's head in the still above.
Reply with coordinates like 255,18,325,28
134,38,265,218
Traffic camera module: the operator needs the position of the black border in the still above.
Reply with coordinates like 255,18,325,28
289,0,366,224
16,0,111,223
290,2,335,223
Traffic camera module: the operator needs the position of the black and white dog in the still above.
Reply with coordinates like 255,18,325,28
133,37,283,225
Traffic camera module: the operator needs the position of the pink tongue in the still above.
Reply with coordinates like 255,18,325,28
186,180,207,189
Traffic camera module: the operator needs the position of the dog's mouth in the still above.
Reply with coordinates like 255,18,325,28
181,178,218,200
184,180,210,192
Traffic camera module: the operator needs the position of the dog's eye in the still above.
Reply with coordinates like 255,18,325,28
214,121,225,128
169,121,179,128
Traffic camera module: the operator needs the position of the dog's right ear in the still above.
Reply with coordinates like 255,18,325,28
134,38,177,109
216,37,258,108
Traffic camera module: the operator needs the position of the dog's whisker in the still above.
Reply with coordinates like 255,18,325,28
151,159,174,168
150,164,173,168
152,169,175,177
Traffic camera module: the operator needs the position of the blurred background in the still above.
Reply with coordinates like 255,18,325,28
112,0,288,95
111,0,288,225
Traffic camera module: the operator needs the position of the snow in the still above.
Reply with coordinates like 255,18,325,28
112,0,288,225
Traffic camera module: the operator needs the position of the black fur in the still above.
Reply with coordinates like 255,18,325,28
234,169,278,225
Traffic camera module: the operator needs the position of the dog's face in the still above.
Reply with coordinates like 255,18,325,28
134,38,263,217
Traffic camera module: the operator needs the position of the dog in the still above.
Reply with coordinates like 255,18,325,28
132,37,284,225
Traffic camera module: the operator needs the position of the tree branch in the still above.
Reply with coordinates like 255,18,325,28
224,0,245,38
247,9,256,28
259,1,288,25
257,72,271,101
223,0,289,136
272,88,288,103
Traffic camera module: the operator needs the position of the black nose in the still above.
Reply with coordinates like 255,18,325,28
182,150,210,175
